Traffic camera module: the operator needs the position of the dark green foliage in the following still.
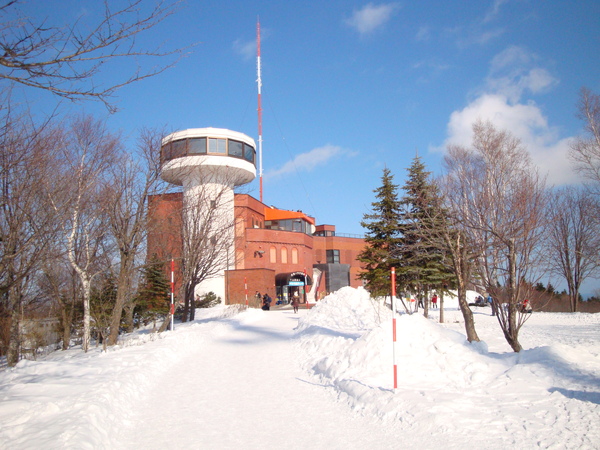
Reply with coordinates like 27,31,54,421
396,156,454,299
90,272,118,344
134,255,171,326
358,168,402,297
195,291,221,309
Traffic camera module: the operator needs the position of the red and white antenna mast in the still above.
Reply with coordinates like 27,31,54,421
256,19,264,203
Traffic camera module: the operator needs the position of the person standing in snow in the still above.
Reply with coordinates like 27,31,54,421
291,295,300,313
487,294,496,316
520,299,532,314
431,294,438,308
262,293,272,311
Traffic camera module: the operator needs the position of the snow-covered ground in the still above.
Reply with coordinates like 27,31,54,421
0,287,598,449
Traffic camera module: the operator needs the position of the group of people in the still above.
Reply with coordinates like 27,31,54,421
255,291,272,311
481,294,532,315
254,291,301,313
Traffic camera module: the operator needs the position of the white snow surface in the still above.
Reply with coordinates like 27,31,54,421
1,287,599,449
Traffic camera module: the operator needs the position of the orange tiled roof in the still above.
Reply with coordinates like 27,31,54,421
264,207,315,225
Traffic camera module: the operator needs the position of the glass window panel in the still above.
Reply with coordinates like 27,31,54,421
188,137,206,154
244,145,255,163
172,139,187,158
326,249,340,264
208,138,227,153
161,143,171,161
229,140,243,157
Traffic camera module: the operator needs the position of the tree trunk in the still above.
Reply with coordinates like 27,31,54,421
107,259,133,345
457,245,479,342
506,239,522,352
123,303,135,333
60,304,73,351
7,292,21,367
439,292,445,324
82,278,91,353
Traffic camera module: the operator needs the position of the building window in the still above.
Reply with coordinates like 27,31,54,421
281,247,288,264
270,246,277,263
209,138,227,154
228,140,243,158
291,248,298,264
188,137,206,154
172,139,187,159
326,249,340,264
244,145,255,163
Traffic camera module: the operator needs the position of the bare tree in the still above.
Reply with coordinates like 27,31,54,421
546,187,600,312
39,257,82,350
436,172,481,341
0,109,63,365
570,87,600,193
179,167,240,322
444,120,548,352
52,115,118,352
104,127,167,345
0,0,185,112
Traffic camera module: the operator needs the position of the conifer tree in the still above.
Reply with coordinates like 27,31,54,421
358,168,402,297
135,255,171,327
396,156,452,317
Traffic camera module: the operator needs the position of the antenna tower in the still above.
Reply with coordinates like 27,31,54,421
256,20,264,203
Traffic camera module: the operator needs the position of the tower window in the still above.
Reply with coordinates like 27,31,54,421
189,137,206,154
209,138,227,154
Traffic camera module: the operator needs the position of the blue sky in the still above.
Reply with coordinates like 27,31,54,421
12,0,600,236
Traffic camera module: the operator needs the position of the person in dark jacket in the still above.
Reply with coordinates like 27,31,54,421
291,295,300,313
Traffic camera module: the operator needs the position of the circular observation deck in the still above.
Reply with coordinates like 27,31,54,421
161,128,256,186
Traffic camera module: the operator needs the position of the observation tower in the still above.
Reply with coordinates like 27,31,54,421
160,127,256,300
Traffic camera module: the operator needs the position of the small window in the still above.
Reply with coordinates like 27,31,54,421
244,145,255,163
326,249,340,264
188,137,206,154
161,143,172,161
171,139,187,158
281,247,288,264
270,246,277,263
209,138,227,154
291,248,298,264
229,140,243,158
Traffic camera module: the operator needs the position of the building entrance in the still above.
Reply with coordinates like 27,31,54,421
275,271,313,304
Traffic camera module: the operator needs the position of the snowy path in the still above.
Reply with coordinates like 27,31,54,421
120,309,401,449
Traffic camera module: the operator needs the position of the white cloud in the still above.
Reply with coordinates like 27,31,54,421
483,0,509,23
266,145,346,179
442,94,575,185
232,38,255,61
415,25,431,42
345,2,400,36
439,47,573,185
486,46,559,102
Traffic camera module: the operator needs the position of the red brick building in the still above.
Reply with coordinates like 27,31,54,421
149,127,366,307
148,191,366,306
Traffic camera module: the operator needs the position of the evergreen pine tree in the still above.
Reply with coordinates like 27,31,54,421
397,156,452,315
358,168,402,297
135,255,171,326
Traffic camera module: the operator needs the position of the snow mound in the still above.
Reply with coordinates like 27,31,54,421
295,286,600,434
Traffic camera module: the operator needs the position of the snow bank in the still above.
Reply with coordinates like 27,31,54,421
0,305,250,449
295,287,600,446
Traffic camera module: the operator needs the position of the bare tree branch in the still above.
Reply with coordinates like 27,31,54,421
0,0,188,112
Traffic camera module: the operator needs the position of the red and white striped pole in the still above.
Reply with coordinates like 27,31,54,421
391,267,397,391
170,258,175,331
244,277,248,307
